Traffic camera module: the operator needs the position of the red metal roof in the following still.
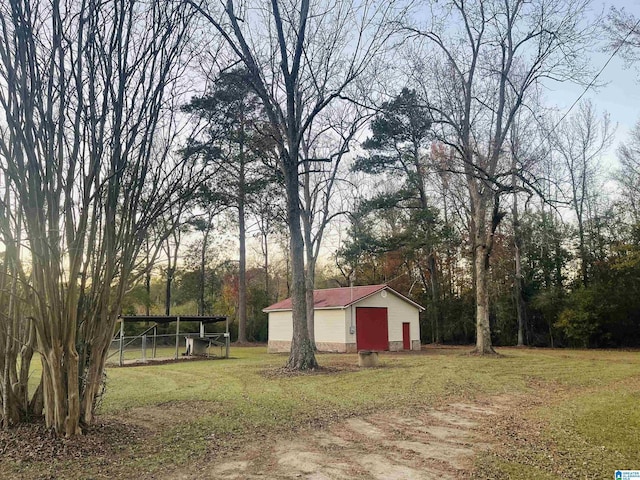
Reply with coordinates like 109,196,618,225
263,284,424,311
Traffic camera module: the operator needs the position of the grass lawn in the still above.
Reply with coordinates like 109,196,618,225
2,346,639,479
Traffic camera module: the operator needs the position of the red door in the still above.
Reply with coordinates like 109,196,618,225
402,322,411,350
356,307,388,351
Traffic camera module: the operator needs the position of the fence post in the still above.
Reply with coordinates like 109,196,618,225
152,325,157,358
225,316,230,359
119,319,124,367
175,316,180,360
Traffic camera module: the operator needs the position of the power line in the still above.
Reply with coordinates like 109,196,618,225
524,15,640,167
550,16,640,132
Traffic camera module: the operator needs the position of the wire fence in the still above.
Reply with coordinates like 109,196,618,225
106,331,230,366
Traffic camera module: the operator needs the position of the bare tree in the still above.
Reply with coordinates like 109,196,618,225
189,211,220,316
606,7,640,73
251,184,285,305
407,0,597,354
507,107,548,346
0,176,33,428
160,205,192,316
553,100,614,287
616,120,640,225
0,0,199,435
191,0,404,369
300,102,368,347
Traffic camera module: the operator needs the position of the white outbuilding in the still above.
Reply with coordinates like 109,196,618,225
264,284,423,353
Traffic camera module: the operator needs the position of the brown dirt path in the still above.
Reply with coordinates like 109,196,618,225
170,396,514,479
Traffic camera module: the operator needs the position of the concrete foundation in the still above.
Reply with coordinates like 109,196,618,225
268,341,358,353
315,342,347,353
345,343,357,353
268,340,291,353
268,340,419,353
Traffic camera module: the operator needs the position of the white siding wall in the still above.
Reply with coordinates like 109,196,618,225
349,291,421,346
268,310,293,341
314,309,348,343
268,309,347,343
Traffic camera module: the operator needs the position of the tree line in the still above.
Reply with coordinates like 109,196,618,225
0,0,638,436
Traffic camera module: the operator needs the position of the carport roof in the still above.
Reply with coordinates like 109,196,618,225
118,315,226,324
263,284,424,312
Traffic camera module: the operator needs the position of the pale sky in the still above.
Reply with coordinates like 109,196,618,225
545,1,640,163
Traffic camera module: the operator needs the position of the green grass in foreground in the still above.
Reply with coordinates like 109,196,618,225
464,349,640,479
6,346,640,479
482,386,640,479
539,385,640,477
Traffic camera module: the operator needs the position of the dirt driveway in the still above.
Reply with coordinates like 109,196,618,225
170,396,511,479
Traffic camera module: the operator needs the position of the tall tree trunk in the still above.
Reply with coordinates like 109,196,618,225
577,214,588,287
512,170,526,346
165,234,178,317
165,267,173,316
427,254,441,344
199,230,208,316
474,241,493,354
302,175,316,348
284,158,317,370
64,342,81,436
2,319,18,427
0,211,26,427
145,271,152,316
305,256,316,348
81,320,115,425
514,227,526,346
263,230,270,302
238,200,248,342
237,113,248,343
471,198,496,355
17,322,36,413
145,240,152,316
